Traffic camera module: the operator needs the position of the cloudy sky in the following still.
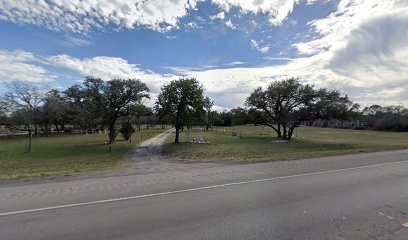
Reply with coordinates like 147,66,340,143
0,0,407,109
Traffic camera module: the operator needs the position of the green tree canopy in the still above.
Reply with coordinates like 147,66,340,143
246,78,315,139
156,77,207,143
307,89,360,120
65,77,150,144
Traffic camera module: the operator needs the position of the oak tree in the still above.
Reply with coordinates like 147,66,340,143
156,77,207,143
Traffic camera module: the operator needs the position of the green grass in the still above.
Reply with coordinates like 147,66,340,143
0,126,168,180
162,125,408,162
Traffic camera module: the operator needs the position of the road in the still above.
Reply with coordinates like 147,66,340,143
1,149,408,239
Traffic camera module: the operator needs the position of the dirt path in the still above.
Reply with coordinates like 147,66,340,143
129,128,175,163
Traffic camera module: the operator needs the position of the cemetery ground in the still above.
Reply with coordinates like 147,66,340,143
1,125,407,180
0,126,167,180
162,125,408,162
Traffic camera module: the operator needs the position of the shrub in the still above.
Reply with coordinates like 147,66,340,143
374,115,408,132
120,122,136,140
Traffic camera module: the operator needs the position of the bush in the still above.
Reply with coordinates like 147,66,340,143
373,115,408,132
120,122,136,140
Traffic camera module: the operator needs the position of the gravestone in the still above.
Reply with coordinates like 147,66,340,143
185,130,189,142
199,130,204,142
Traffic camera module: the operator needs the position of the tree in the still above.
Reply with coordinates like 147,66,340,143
5,83,45,152
230,107,250,125
363,105,382,116
156,110,172,129
362,105,408,131
0,98,7,116
103,79,150,144
308,89,360,120
219,111,233,126
204,97,213,130
156,77,207,143
373,115,408,131
0,97,10,125
246,78,315,140
39,89,69,135
64,82,103,133
129,105,153,131
65,77,150,144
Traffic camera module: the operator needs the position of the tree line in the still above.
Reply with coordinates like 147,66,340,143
211,79,407,137
1,77,407,150
0,77,213,149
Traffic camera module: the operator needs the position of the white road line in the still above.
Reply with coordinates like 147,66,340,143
0,159,407,217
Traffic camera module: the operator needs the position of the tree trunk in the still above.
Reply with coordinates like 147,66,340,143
277,123,282,138
288,126,295,140
175,126,180,144
108,124,116,144
282,125,287,139
28,129,32,153
45,125,50,136
54,123,60,133
34,124,38,136
269,124,281,138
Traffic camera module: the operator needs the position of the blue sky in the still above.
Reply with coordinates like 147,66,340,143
0,0,407,109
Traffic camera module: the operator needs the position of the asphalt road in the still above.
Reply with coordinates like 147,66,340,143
1,150,408,239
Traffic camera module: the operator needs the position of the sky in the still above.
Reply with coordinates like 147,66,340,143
0,0,407,110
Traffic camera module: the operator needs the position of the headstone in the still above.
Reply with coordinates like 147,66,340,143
199,130,204,142
185,130,189,142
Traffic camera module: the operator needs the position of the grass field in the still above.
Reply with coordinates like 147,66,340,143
162,125,408,162
0,126,167,180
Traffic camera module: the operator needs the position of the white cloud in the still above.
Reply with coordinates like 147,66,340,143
327,8,408,88
224,20,236,29
1,0,407,108
280,0,408,106
46,54,182,106
251,39,270,53
258,46,269,53
212,0,304,26
166,52,367,108
294,0,408,55
0,0,201,33
0,50,55,83
264,57,294,61
62,36,92,47
0,0,311,33
204,65,217,69
47,55,175,94
170,2,408,109
209,11,225,20
227,61,245,66
377,87,406,99
47,55,140,79
186,22,198,28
